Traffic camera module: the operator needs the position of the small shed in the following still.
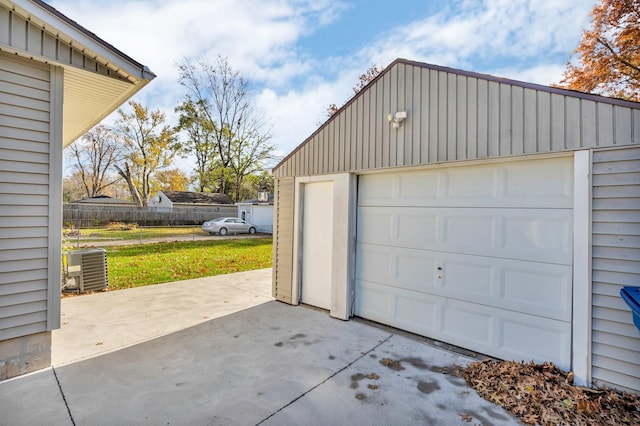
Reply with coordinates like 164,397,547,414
237,195,274,234
271,59,640,393
0,0,154,380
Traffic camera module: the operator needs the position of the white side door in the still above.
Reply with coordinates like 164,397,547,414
300,181,334,310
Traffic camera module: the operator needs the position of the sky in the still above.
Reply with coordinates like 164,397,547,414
49,0,596,169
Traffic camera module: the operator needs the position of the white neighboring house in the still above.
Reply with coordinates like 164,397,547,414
237,195,274,234
0,0,154,381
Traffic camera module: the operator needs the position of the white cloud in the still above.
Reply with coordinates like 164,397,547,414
52,0,593,166
358,0,592,83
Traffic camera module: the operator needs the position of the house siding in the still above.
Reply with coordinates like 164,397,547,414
0,54,52,342
591,146,640,393
274,61,640,179
0,4,133,84
272,178,294,303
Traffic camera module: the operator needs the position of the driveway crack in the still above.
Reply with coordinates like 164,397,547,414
256,334,393,425
52,367,76,426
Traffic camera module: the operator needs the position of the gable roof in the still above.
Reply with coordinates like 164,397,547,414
0,0,156,146
161,191,233,205
71,195,133,205
274,58,640,172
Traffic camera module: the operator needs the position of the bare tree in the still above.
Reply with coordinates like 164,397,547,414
63,170,89,202
176,56,274,201
66,125,122,198
327,65,380,117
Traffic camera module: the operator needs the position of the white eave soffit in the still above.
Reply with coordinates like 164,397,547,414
2,0,155,82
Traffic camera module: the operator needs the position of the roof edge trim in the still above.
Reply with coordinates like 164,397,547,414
7,0,156,81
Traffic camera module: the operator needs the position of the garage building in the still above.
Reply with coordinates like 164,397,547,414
271,59,640,393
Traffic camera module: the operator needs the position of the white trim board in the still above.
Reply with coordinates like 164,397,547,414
572,149,592,387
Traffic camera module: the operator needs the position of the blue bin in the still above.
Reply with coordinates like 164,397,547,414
620,286,640,333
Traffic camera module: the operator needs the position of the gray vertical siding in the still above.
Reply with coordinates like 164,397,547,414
0,54,51,340
272,177,295,303
274,60,640,178
591,146,640,393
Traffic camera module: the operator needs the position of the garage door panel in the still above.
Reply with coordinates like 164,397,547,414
498,314,571,368
356,244,438,294
442,213,498,252
355,280,393,322
501,213,572,264
358,157,573,208
503,158,573,203
445,167,498,199
499,265,572,321
358,207,438,247
398,172,440,200
394,293,439,333
359,206,572,264
357,243,572,321
442,302,493,348
355,279,439,336
443,256,572,321
355,281,571,369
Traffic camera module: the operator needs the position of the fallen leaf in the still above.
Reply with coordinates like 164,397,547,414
464,360,640,425
458,413,473,422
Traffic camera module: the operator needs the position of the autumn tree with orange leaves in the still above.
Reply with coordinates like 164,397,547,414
558,0,639,102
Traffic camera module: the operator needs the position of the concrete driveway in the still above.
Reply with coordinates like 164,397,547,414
1,269,520,425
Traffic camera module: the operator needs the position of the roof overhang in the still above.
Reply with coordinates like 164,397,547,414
0,0,156,146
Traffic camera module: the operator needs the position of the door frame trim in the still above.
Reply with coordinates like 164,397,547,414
572,149,592,387
292,173,354,319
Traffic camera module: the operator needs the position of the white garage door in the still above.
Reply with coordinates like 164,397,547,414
355,157,574,369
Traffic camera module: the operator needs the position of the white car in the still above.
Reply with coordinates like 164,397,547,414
202,217,257,236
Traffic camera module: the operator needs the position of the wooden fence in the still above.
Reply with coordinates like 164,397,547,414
63,204,238,227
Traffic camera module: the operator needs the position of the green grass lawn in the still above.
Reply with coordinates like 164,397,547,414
70,226,205,242
105,238,272,290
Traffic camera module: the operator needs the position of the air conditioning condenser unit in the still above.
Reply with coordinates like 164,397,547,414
62,248,109,293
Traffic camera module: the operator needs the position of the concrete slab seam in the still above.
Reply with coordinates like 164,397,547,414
52,367,76,426
255,333,394,425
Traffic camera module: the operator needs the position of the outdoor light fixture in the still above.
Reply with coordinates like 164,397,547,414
387,111,407,128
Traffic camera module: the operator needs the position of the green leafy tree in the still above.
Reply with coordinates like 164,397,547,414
175,99,217,192
152,168,191,194
238,171,274,202
114,101,179,206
